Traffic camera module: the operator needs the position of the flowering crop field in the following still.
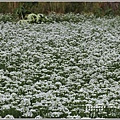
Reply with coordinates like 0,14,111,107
0,15,120,118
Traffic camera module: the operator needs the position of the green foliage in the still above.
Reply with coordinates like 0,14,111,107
94,8,103,17
17,19,29,24
47,12,95,23
14,4,31,20
27,13,37,23
18,13,48,24
0,2,120,17
105,8,114,16
0,14,13,23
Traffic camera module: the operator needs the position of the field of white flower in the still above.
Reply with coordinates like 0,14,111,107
0,15,120,118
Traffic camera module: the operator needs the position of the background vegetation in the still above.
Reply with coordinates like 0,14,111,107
0,2,120,16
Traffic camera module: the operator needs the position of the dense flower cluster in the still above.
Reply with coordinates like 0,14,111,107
0,15,120,118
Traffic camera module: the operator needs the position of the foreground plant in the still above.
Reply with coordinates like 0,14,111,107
18,13,48,24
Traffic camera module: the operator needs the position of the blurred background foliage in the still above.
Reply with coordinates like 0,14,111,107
0,2,120,23
0,2,120,16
